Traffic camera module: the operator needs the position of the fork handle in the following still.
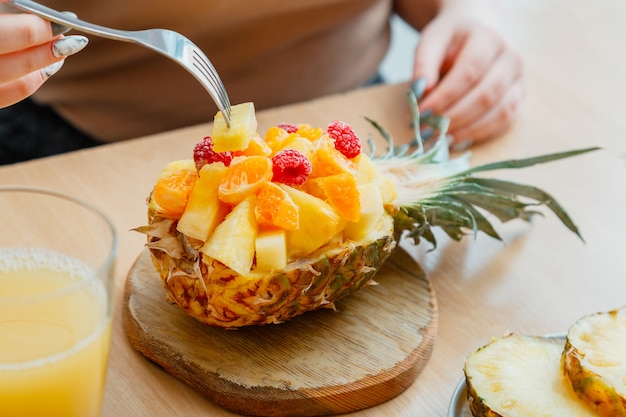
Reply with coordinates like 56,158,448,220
7,0,137,43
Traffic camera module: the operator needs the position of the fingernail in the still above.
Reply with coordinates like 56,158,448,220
52,35,88,58
41,60,64,79
420,127,434,141
451,137,474,152
411,77,428,101
51,12,78,36
419,109,434,119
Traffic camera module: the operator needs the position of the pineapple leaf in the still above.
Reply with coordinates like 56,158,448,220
470,177,583,240
371,88,600,250
462,147,600,175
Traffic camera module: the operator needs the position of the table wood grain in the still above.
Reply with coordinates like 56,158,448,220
1,0,625,415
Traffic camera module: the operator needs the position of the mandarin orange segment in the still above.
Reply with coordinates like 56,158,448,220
310,135,357,178
151,169,199,219
254,182,299,230
296,124,324,141
218,155,273,204
236,134,272,157
265,126,291,152
316,173,361,223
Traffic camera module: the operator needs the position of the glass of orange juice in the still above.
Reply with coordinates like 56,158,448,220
0,186,117,417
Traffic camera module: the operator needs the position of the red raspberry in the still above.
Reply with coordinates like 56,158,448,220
193,136,233,170
327,120,361,159
271,149,312,187
276,123,298,133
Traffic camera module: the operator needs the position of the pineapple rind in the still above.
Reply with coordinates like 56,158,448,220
464,334,597,417
144,209,396,328
562,307,626,416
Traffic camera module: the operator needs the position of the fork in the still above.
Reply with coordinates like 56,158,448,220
7,0,232,126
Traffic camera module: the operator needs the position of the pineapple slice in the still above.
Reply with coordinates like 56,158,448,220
212,102,257,152
464,334,597,417
200,197,258,275
255,229,287,272
344,183,384,241
280,185,345,258
176,162,229,241
563,307,626,416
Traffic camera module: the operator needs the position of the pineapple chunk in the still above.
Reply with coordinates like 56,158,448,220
377,176,398,206
280,185,344,258
177,162,229,241
464,334,596,417
277,135,316,161
343,183,384,241
563,307,626,416
212,102,257,152
354,153,380,185
156,159,196,181
255,229,287,272
200,196,258,275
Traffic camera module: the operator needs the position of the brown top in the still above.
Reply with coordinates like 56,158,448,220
20,0,393,141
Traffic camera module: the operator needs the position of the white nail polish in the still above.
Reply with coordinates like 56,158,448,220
41,60,65,79
52,35,89,58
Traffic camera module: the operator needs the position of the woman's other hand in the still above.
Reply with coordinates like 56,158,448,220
409,0,525,148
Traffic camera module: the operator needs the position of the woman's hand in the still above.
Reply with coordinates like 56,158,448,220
410,1,525,148
0,8,87,108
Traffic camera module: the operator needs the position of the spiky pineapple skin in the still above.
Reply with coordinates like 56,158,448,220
146,208,396,328
562,308,626,417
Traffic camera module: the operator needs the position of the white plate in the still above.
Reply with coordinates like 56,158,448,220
447,378,472,417
446,333,566,417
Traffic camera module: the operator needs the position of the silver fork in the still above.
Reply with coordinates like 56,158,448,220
7,0,231,126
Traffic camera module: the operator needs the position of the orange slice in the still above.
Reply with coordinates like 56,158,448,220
236,134,272,157
218,155,272,204
295,124,324,141
151,169,198,219
254,182,299,230
310,135,357,178
308,173,361,223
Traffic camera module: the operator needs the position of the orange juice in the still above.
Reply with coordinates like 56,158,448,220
0,248,112,417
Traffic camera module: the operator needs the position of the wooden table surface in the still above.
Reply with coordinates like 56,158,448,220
2,0,626,415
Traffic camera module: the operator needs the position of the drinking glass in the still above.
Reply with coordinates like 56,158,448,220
0,186,117,417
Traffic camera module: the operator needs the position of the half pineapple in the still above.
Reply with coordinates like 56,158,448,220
464,335,597,417
563,307,626,416
135,94,597,328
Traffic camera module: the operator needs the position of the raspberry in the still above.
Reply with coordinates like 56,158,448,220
276,123,298,133
193,136,233,170
327,120,361,159
271,149,312,187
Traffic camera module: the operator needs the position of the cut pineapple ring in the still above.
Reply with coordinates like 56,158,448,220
464,334,597,417
563,307,626,416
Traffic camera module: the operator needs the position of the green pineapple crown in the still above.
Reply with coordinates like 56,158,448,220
367,89,599,250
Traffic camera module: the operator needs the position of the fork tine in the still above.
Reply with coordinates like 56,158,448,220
191,51,231,110
191,48,232,124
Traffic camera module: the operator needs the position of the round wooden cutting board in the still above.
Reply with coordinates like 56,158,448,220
122,247,437,417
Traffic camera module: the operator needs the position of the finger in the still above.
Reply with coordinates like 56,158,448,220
0,13,55,54
418,27,504,115
0,61,63,108
411,19,457,94
449,77,526,145
445,47,523,132
0,35,87,84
